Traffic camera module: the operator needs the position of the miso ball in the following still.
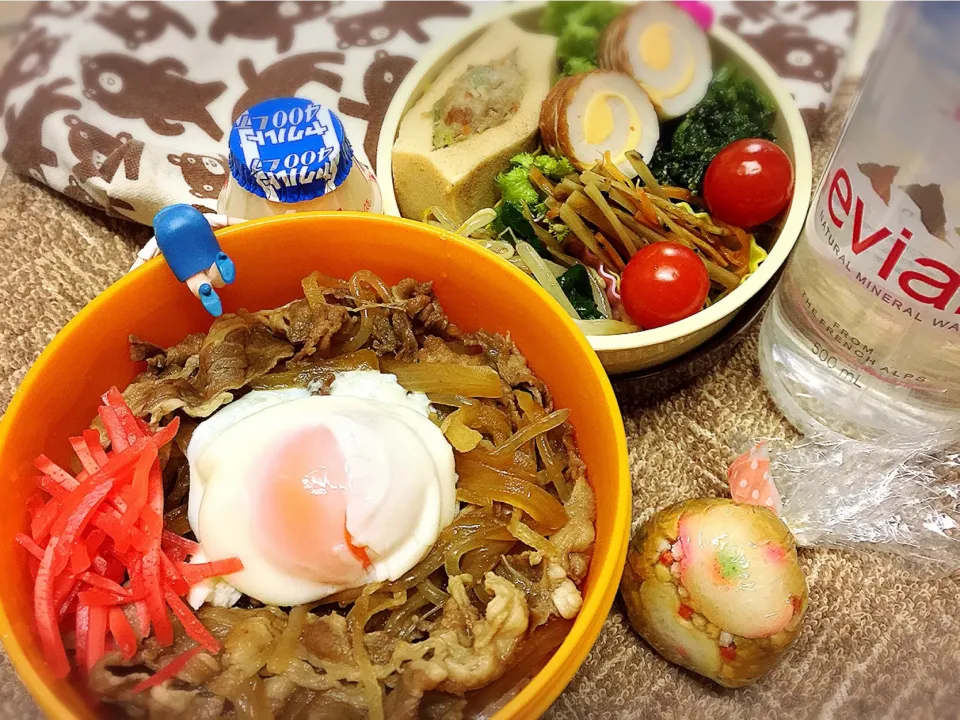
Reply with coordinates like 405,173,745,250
621,498,807,687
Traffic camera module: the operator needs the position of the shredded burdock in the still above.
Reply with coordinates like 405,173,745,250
92,271,596,720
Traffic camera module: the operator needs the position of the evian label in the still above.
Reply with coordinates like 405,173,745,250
810,160,960,333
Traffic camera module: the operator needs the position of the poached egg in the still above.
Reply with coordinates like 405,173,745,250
185,372,457,607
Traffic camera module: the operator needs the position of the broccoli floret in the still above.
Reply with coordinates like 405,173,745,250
507,153,574,180
561,56,598,77
498,152,575,205
495,153,577,251
495,166,539,207
567,2,623,33
571,1,623,30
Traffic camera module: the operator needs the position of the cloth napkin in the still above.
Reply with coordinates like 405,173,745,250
0,0,857,227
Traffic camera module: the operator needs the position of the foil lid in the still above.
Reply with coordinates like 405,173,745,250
228,98,354,204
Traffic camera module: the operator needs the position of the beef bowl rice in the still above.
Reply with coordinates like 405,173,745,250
0,213,631,720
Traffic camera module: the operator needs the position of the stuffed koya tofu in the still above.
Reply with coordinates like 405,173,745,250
392,20,557,224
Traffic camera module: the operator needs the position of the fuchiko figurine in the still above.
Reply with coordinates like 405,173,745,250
153,204,236,316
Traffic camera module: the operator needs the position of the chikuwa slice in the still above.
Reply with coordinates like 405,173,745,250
599,2,712,120
621,498,808,687
539,70,659,178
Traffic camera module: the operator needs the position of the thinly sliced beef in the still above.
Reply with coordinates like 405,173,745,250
121,275,459,424
466,331,548,404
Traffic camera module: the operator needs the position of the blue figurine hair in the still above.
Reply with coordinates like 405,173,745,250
153,204,235,316
155,204,222,282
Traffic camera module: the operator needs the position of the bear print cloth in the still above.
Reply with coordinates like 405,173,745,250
0,1,856,227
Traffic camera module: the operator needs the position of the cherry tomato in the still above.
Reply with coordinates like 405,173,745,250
703,138,794,227
620,242,709,329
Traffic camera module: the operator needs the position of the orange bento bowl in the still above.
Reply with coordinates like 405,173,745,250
0,212,631,720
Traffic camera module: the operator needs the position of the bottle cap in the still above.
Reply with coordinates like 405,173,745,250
227,98,354,204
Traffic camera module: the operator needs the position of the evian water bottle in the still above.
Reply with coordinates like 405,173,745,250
759,2,960,440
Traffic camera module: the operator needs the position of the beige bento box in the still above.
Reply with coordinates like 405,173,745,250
376,3,813,375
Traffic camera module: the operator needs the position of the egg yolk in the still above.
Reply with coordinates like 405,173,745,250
583,91,643,159
637,23,696,104
639,22,674,71
255,424,371,585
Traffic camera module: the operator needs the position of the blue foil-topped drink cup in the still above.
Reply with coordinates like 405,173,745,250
218,97,382,218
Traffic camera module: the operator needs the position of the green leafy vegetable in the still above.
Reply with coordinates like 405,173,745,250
557,264,602,320
491,201,546,255
540,1,622,76
556,23,600,67
650,66,776,192
562,56,598,76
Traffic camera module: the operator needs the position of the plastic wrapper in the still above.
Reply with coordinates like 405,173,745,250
728,434,960,578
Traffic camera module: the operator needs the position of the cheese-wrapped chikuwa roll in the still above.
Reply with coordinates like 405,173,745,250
599,2,712,120
539,70,659,179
